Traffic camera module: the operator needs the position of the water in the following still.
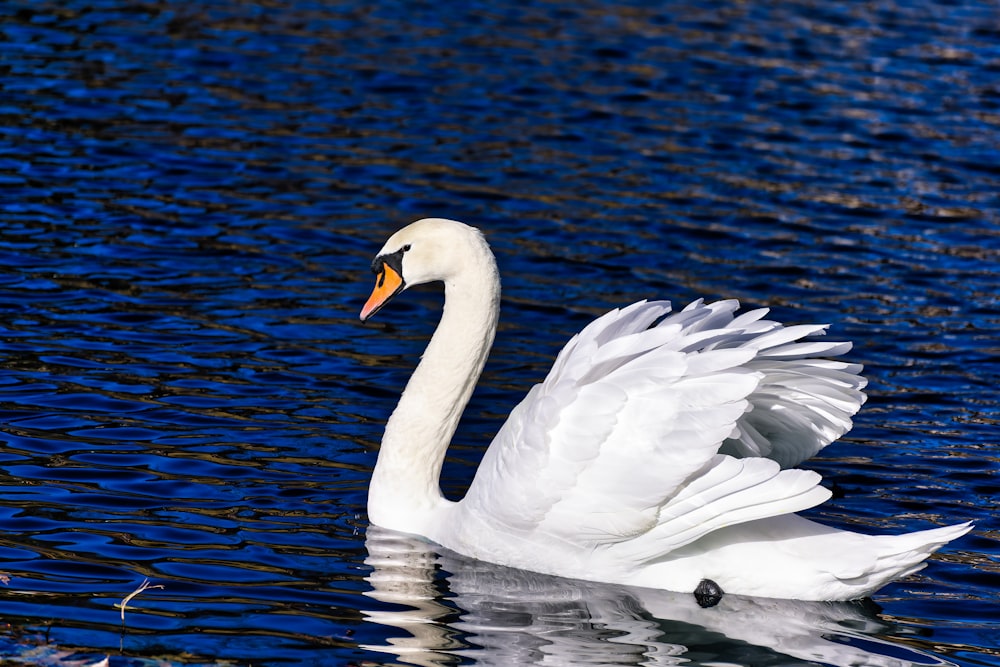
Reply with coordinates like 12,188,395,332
1,0,998,664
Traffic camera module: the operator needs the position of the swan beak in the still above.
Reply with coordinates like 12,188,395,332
361,264,405,321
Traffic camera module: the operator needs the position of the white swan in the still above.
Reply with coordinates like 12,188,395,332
359,218,971,601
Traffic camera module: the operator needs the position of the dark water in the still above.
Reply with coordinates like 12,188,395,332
1,0,998,665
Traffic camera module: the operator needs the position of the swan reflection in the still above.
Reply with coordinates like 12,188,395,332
362,526,953,667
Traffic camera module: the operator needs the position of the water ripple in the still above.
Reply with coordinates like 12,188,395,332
0,0,997,664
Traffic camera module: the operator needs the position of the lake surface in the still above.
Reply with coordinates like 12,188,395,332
1,0,998,665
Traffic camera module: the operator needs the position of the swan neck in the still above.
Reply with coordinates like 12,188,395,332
369,252,500,534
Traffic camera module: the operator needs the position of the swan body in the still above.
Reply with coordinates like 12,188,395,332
360,218,971,601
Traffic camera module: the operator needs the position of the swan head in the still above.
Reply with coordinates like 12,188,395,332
360,218,488,321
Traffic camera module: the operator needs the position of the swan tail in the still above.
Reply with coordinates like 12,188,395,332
835,521,974,593
628,518,972,600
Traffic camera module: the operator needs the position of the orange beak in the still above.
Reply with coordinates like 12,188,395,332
360,263,404,321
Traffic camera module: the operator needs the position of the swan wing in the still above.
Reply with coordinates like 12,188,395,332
461,299,865,551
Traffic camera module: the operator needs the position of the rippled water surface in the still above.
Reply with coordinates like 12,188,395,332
1,0,999,665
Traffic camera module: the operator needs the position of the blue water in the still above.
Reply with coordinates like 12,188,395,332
1,0,998,664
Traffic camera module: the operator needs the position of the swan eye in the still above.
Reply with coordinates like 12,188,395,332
402,244,411,252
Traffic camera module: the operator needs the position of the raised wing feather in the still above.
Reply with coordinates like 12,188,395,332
461,299,865,553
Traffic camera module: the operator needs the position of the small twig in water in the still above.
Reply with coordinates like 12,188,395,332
117,578,165,624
